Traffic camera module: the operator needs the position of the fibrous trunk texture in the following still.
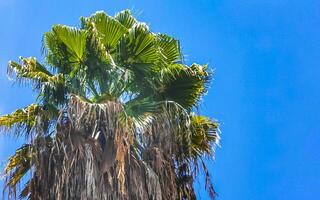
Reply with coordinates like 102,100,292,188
31,96,178,200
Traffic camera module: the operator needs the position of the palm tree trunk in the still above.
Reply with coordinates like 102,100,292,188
31,96,178,200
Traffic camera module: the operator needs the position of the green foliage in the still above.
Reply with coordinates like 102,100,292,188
0,104,41,131
1,9,219,199
190,115,220,157
157,33,181,64
84,11,128,49
114,10,137,29
3,144,33,187
53,25,88,63
158,63,210,108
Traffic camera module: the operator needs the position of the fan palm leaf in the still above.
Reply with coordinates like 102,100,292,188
8,57,56,86
83,11,128,50
189,115,220,158
158,63,210,109
114,9,137,29
3,144,33,188
0,104,41,132
157,33,181,64
1,10,220,200
53,25,87,64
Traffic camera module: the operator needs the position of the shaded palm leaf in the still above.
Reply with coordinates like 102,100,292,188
43,31,71,74
123,97,161,129
159,63,210,109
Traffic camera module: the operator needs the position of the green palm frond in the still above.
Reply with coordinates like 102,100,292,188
7,57,67,104
4,144,33,188
0,104,59,135
157,33,181,64
43,30,71,73
43,25,87,77
53,25,87,63
2,10,219,200
81,32,121,97
124,97,160,129
116,23,161,93
0,104,41,131
83,11,128,50
118,23,159,66
8,57,65,87
107,68,134,98
82,32,114,78
8,57,52,86
115,9,137,29
159,63,211,109
190,115,219,157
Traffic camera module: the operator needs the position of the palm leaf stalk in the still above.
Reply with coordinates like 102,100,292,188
1,9,220,200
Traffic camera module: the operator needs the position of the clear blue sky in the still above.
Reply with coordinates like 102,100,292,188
1,0,320,199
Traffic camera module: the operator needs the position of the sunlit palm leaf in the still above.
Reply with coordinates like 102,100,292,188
115,9,137,29
1,10,219,200
84,11,127,50
8,57,65,86
190,115,219,157
8,57,52,86
0,104,59,136
157,33,181,64
4,144,33,187
53,25,87,63
116,23,161,93
118,23,159,65
0,104,41,131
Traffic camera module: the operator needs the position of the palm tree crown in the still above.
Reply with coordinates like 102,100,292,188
1,10,220,199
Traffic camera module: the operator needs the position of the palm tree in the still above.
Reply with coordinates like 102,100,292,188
1,10,220,200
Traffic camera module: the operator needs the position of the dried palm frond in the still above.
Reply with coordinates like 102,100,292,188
1,9,220,200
